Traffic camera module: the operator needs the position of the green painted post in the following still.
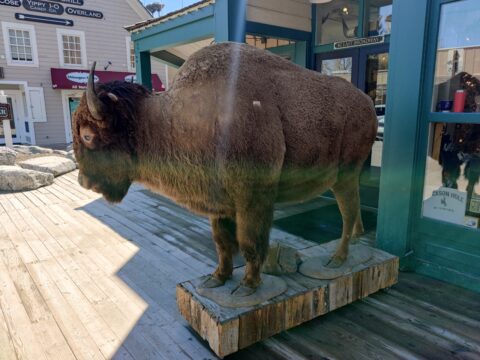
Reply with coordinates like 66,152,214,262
376,0,429,269
215,0,246,43
135,48,152,91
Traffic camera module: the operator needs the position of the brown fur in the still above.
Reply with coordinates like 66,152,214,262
73,42,377,292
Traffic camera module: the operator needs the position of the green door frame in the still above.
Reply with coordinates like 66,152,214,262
376,0,430,269
410,0,480,291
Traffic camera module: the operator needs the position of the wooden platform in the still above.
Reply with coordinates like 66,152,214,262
177,244,399,358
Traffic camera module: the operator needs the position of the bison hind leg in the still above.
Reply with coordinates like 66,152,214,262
327,168,362,267
202,217,238,288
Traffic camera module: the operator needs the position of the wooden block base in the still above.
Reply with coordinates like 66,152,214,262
177,244,399,358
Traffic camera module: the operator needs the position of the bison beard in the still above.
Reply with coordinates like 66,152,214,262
72,42,378,297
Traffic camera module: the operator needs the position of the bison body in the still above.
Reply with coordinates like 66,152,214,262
73,42,377,296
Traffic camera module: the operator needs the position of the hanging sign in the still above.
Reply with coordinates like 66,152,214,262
334,36,385,50
15,13,74,26
65,6,103,19
0,104,12,121
50,0,83,5
0,0,21,7
22,0,64,15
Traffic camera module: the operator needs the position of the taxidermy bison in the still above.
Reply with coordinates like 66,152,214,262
73,42,377,296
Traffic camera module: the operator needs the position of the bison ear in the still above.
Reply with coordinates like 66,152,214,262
87,62,109,125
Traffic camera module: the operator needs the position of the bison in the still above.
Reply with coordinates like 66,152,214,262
73,42,377,297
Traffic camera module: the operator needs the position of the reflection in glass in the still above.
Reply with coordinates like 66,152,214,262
423,123,480,229
365,52,389,167
368,0,392,36
316,0,359,45
321,57,352,82
432,0,480,112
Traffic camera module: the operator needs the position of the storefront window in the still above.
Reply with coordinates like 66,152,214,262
321,57,352,82
368,0,392,36
316,0,359,45
422,123,480,228
432,0,480,113
423,0,480,230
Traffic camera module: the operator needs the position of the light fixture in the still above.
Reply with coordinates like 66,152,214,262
342,7,349,15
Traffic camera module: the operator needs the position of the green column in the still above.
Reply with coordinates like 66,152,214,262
214,0,246,43
135,47,152,91
376,0,429,269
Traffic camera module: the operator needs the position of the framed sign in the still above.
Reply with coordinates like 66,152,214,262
334,36,385,50
0,0,21,7
50,0,83,5
0,103,12,121
22,0,64,15
66,6,103,19
15,13,74,26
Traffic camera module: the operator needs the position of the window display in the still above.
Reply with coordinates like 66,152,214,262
423,123,480,228
423,0,480,230
432,0,480,113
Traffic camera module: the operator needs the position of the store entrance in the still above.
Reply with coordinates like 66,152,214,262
317,44,390,208
0,92,25,145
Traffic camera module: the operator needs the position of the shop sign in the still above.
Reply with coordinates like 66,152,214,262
51,68,165,92
0,104,12,121
423,187,467,226
22,0,64,15
66,6,103,19
0,0,21,7
50,0,83,5
15,13,74,26
334,36,385,50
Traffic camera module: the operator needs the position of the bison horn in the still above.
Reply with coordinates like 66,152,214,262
87,61,107,122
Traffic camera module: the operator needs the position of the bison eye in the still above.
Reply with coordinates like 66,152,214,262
83,134,92,142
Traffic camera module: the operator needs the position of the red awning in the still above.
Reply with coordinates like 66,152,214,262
51,68,164,92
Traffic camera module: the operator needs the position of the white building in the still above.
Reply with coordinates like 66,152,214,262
0,0,167,147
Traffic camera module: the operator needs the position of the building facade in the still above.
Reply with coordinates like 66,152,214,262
128,0,480,292
0,0,167,147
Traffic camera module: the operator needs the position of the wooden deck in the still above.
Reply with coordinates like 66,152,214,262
0,170,479,360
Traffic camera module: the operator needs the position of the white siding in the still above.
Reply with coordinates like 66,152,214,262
247,0,312,33
0,0,166,146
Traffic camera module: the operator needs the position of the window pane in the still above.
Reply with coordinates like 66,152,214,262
422,123,480,229
320,57,352,82
316,0,360,45
432,0,480,112
368,0,392,36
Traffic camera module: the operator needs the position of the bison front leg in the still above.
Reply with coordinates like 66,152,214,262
202,217,238,288
328,169,362,267
233,204,273,297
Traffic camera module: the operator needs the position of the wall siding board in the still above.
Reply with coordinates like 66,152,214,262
246,0,311,33
0,1,166,146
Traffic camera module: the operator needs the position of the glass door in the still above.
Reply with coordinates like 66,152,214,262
0,93,24,145
417,0,480,234
316,44,390,208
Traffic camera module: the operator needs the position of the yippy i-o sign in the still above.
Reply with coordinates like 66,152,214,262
0,103,12,121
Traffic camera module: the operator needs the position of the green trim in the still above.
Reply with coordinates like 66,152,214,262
150,50,185,68
376,0,430,263
136,51,152,90
358,0,368,37
429,112,480,124
131,4,215,41
135,17,214,52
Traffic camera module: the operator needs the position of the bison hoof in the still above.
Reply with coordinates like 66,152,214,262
231,284,257,297
200,275,226,289
325,255,346,268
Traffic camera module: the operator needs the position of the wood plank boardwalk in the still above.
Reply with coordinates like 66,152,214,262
0,170,478,360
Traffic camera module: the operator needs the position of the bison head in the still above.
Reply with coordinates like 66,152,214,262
73,62,150,203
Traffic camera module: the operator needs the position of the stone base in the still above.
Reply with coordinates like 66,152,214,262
19,156,76,177
177,241,399,358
